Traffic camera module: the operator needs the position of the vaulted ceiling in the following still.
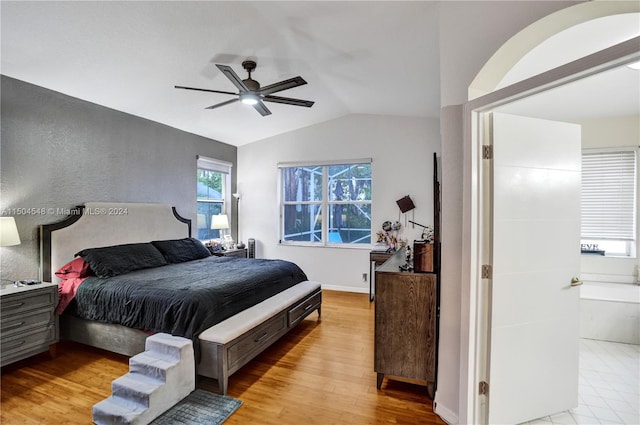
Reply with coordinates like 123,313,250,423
3,2,638,148
1,1,439,146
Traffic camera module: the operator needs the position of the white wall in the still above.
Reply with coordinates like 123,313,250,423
437,1,580,108
436,2,581,423
578,114,640,281
436,105,464,424
237,114,439,292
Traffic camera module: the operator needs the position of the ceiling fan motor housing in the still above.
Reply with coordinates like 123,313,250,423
242,78,260,91
241,60,260,91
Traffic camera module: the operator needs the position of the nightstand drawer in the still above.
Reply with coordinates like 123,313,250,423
1,307,55,338
1,324,57,365
1,289,56,317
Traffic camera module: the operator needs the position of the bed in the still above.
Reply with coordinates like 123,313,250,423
40,202,322,393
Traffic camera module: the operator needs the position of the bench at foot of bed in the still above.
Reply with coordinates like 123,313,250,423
197,280,322,394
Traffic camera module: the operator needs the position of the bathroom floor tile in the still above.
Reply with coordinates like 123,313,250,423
519,339,640,425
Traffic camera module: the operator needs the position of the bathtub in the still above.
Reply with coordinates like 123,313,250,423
580,280,640,344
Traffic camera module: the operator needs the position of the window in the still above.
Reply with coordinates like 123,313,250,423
197,156,232,240
581,148,637,256
279,159,372,246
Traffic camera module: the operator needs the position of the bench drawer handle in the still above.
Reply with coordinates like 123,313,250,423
303,304,313,311
254,332,269,343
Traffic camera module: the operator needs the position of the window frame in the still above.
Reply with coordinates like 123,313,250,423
278,159,372,248
196,156,232,241
580,147,637,257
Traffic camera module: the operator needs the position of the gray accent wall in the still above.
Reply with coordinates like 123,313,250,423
0,75,236,281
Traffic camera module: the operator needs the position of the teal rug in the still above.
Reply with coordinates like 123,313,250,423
150,390,243,425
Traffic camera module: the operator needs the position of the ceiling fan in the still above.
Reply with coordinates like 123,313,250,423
175,60,314,116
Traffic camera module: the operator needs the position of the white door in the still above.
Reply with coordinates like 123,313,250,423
487,112,582,424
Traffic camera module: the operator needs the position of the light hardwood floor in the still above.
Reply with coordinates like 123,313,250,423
1,290,446,425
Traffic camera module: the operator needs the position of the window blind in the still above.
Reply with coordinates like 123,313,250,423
277,158,372,168
581,149,637,240
197,155,232,174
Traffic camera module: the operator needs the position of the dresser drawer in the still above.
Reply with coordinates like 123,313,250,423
227,312,287,373
1,307,55,339
1,324,57,366
288,290,321,327
1,288,56,318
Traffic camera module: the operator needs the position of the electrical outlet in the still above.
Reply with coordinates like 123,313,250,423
362,273,367,282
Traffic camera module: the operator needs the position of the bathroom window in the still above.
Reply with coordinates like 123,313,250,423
580,148,637,256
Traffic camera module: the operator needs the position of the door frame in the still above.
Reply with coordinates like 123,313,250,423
460,36,640,425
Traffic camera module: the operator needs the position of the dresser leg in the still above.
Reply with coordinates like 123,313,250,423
376,373,384,389
427,382,435,400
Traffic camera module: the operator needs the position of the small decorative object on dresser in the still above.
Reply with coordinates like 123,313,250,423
413,241,434,273
1,282,59,367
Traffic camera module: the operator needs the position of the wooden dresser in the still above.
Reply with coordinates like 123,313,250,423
374,248,438,398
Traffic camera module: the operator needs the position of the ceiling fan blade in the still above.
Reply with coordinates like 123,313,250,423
205,98,239,110
216,64,250,93
259,76,307,96
175,85,237,96
252,100,272,116
263,95,314,108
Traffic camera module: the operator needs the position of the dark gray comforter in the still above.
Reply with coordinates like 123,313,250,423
73,256,308,343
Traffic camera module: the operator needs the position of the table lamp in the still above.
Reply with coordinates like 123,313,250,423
0,217,21,246
211,214,229,241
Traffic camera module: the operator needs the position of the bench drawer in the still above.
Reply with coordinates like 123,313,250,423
227,312,287,373
288,290,321,327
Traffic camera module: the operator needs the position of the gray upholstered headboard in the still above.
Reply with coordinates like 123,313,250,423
40,202,191,283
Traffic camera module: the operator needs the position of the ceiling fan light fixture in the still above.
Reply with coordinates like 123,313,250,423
240,92,259,105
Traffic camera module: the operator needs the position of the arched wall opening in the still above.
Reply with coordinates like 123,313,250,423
468,1,640,100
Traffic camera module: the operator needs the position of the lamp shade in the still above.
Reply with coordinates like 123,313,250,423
0,217,21,246
396,195,416,213
211,214,229,230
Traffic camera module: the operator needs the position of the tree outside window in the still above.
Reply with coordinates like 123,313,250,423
280,162,372,245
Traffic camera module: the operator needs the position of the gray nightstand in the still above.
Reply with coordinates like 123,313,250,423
213,248,247,258
1,282,59,367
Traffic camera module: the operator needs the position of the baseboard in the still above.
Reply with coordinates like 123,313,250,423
320,284,368,294
433,394,458,425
